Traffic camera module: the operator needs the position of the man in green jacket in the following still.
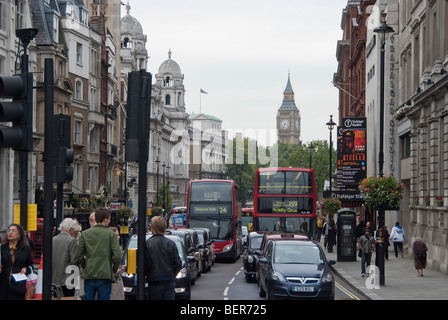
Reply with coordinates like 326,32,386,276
77,207,122,300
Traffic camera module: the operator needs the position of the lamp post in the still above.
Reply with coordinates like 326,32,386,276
326,115,336,192
162,161,166,212
155,157,160,205
166,164,171,215
374,16,394,286
308,142,315,169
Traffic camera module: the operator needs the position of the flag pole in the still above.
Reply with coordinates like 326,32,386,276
199,88,202,114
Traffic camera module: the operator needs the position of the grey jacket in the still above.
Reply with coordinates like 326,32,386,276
52,232,78,286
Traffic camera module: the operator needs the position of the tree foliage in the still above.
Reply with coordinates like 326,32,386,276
224,138,337,201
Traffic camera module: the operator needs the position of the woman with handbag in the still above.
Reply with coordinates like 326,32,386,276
412,237,428,277
0,224,34,300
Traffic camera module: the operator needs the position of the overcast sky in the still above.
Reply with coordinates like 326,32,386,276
121,0,349,145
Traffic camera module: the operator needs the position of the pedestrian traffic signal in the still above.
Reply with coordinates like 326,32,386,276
0,73,33,151
54,114,74,183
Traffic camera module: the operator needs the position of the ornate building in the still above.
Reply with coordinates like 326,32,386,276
276,73,301,145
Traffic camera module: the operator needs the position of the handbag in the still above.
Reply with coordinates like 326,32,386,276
26,272,38,299
9,278,27,295
416,250,427,260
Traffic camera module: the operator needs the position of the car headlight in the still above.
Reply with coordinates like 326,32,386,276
272,271,285,282
322,272,333,283
177,267,188,279
248,255,254,263
223,243,233,252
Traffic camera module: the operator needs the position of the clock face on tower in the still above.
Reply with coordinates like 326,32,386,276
280,119,289,129
295,119,300,129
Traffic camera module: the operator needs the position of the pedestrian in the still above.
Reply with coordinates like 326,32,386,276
358,228,376,277
390,221,405,258
412,237,428,277
109,227,125,300
145,215,182,300
322,218,330,249
380,225,390,260
88,212,96,228
52,218,80,297
0,224,34,300
316,214,325,242
356,221,366,240
76,208,122,300
326,219,337,253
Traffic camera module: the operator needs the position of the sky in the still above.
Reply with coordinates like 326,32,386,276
121,0,349,145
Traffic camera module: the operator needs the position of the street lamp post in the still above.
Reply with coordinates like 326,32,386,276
308,142,315,169
155,157,160,205
374,16,394,286
326,115,336,192
162,162,166,212
166,164,171,215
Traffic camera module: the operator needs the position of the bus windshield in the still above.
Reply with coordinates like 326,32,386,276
189,182,232,202
254,216,315,235
258,170,313,195
188,217,234,241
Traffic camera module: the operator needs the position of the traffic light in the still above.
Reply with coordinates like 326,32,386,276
125,71,140,162
125,70,151,162
54,114,74,183
0,73,33,151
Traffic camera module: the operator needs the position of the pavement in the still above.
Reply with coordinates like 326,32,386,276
322,243,448,300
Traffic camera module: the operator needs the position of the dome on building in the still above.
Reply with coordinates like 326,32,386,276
120,3,144,38
158,50,182,75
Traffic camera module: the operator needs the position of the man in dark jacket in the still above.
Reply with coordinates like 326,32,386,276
145,215,182,300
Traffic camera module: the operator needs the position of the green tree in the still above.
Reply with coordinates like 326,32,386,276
224,138,259,206
288,140,336,194
157,181,172,213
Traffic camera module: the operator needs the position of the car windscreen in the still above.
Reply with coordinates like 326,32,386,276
274,243,323,264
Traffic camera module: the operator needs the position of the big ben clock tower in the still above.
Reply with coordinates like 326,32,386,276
277,73,301,144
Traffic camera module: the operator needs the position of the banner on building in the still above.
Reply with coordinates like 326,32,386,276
337,118,367,189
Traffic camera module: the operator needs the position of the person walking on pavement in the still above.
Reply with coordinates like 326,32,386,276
316,214,325,242
322,218,330,249
326,219,337,253
76,208,122,300
0,224,34,300
380,225,390,260
358,228,376,277
52,218,80,297
145,215,182,300
412,237,428,277
390,221,405,258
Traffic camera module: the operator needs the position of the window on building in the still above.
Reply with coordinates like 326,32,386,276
401,134,411,159
15,0,24,30
165,94,171,105
53,15,59,42
74,119,82,145
75,80,82,100
0,2,3,31
76,42,82,64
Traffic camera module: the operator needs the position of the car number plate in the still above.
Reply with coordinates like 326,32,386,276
293,286,314,292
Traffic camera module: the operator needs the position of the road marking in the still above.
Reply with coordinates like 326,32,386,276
223,287,229,299
335,281,360,300
223,267,244,299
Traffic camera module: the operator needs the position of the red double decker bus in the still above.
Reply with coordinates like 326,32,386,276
253,167,317,239
186,179,242,261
